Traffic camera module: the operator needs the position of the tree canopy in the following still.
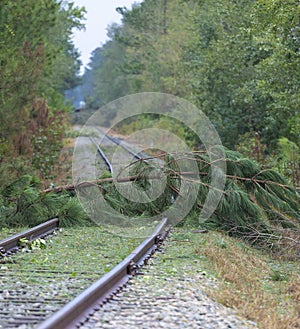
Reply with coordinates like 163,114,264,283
80,0,299,186
0,0,85,182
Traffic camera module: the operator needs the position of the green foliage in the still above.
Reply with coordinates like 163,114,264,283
100,160,172,219
190,149,296,242
244,0,300,150
81,26,129,121
97,149,299,247
29,102,66,178
0,175,89,228
235,132,267,163
57,197,89,227
18,237,47,251
278,138,299,163
0,0,85,182
80,0,299,163
273,137,300,186
269,269,288,282
116,113,192,145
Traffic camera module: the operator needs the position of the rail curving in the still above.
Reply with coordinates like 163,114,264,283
95,127,144,160
89,136,114,173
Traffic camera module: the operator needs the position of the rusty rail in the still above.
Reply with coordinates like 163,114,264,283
89,136,114,174
37,218,169,329
0,218,59,256
95,127,144,160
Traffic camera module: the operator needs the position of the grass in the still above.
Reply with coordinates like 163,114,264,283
31,127,300,328
0,227,29,240
2,226,142,278
165,228,300,329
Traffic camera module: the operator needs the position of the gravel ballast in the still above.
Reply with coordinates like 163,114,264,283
80,231,258,329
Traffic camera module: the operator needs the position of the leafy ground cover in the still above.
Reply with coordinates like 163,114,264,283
1,226,141,280
0,226,143,327
0,227,29,241
161,229,300,329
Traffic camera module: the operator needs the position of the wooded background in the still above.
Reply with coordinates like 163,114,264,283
0,1,298,233
79,0,299,186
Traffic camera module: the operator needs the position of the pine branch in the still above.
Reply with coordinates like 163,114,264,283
226,174,292,189
41,169,298,200
42,175,142,194
228,225,300,249
41,171,198,194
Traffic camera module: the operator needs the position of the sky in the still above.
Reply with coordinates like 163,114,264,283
72,1,141,73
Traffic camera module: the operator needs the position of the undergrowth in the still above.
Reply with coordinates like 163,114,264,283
165,229,300,329
200,232,300,329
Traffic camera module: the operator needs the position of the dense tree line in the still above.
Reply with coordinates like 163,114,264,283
81,0,299,185
0,0,298,244
0,0,85,183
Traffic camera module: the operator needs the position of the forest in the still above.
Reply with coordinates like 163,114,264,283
0,2,299,327
0,0,299,238
80,0,299,187
0,0,85,183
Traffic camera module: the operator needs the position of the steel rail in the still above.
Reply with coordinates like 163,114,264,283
89,136,114,174
95,127,167,182
95,127,144,160
0,218,59,256
37,217,169,329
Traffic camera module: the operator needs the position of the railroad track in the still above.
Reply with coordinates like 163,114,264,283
94,127,145,161
89,136,114,174
0,130,170,329
0,130,119,259
0,218,169,329
94,127,165,167
37,218,169,329
0,218,59,258
73,127,147,184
